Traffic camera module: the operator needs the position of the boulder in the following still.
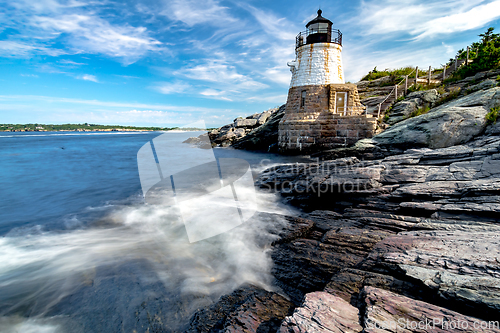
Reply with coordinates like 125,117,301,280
467,79,498,93
386,100,419,125
406,89,440,104
386,89,440,126
373,105,489,148
232,105,285,151
257,111,271,125
234,118,258,128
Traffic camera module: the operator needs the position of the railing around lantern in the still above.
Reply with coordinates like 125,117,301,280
295,28,342,52
334,106,366,117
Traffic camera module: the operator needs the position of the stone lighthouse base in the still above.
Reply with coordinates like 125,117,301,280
278,114,377,154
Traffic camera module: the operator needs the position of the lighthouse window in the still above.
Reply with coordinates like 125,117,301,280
301,90,306,107
309,22,329,33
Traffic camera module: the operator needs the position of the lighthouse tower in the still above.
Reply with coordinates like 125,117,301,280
278,10,376,153
288,9,344,87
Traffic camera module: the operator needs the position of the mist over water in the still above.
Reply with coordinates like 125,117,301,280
0,131,304,332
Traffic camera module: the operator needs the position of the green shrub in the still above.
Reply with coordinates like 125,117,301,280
448,27,500,81
486,106,499,125
409,106,430,118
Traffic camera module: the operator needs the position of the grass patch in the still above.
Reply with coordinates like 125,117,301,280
434,89,461,107
409,106,430,118
361,66,420,82
486,106,499,125
436,85,447,94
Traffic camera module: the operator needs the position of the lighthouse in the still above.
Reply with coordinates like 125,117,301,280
278,10,376,153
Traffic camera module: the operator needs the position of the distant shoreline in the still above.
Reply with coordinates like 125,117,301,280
0,124,210,133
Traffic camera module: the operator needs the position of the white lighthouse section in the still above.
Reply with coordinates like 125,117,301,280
288,43,344,88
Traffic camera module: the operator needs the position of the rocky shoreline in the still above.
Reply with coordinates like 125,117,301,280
181,71,500,332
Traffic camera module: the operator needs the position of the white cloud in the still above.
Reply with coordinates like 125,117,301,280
243,5,297,41
77,74,98,82
0,40,66,57
355,0,499,39
58,59,86,66
246,94,287,104
153,81,191,94
178,62,246,82
199,89,233,101
413,1,500,39
0,94,223,112
262,66,292,86
159,0,236,27
33,14,163,62
0,0,163,63
171,60,269,100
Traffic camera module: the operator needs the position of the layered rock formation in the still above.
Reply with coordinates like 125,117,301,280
183,123,500,331
179,68,500,332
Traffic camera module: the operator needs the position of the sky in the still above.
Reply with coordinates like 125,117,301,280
1,0,500,127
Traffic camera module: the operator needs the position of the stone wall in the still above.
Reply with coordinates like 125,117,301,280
289,43,344,87
278,115,377,153
279,83,376,153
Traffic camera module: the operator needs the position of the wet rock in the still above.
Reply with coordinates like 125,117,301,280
187,285,293,333
278,291,362,333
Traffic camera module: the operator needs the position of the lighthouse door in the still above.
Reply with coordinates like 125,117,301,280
336,92,347,115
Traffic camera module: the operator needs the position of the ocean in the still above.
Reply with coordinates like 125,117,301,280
0,131,305,333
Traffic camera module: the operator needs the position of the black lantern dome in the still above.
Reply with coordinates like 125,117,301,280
306,9,333,30
295,10,342,51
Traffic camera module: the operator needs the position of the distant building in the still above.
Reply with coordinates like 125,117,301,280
278,10,376,153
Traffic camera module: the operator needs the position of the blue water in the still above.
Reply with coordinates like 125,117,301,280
0,131,303,235
0,131,305,332
0,131,157,234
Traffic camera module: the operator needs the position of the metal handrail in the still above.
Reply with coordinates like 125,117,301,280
295,28,342,51
375,68,417,117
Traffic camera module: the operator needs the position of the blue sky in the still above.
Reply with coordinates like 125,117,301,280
1,0,500,127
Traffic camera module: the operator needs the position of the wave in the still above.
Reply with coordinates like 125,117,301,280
0,187,293,332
